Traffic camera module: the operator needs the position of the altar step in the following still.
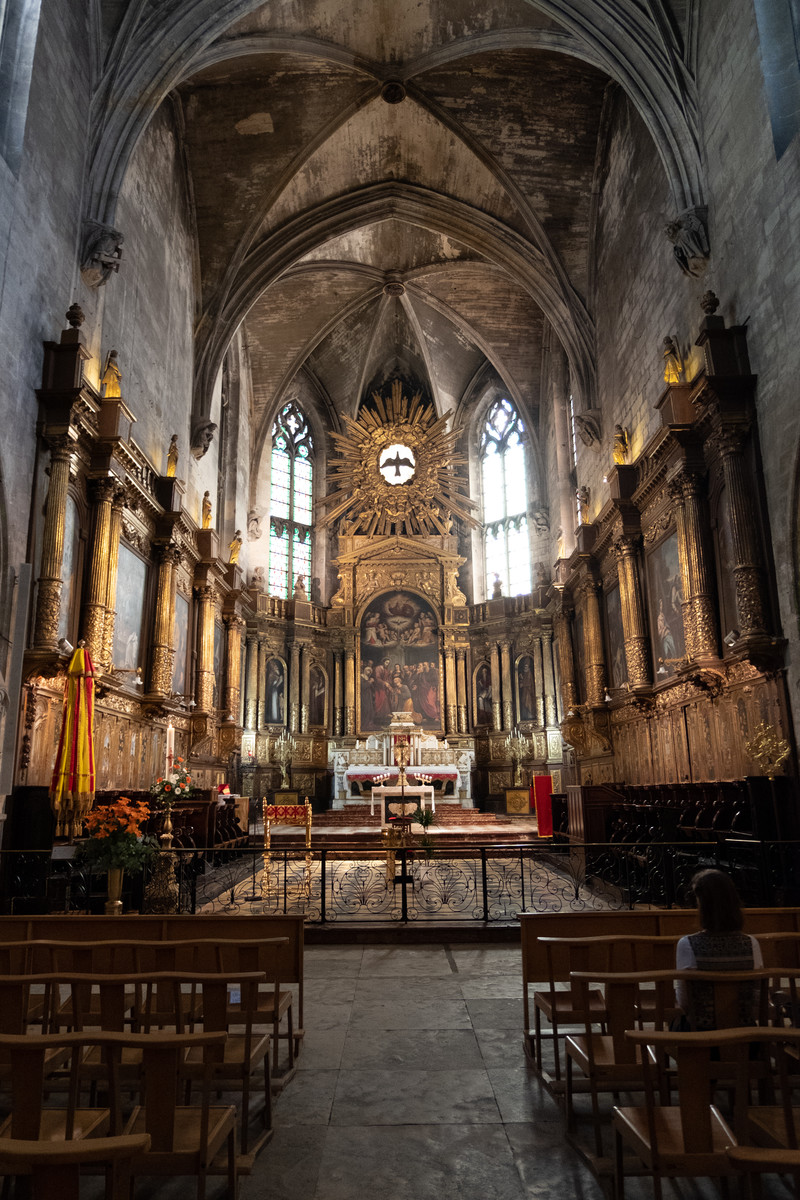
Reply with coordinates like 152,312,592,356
262,804,538,848
324,805,505,826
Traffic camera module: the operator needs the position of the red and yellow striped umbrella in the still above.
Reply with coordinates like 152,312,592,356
49,644,96,838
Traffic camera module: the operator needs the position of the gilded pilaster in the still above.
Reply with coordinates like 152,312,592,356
667,479,695,659
553,607,577,711
195,584,216,714
489,643,502,731
245,634,258,729
149,543,180,696
334,651,343,736
444,645,457,735
677,470,719,659
456,648,468,734
500,640,513,730
581,577,607,707
541,631,558,725
614,535,651,688
532,635,545,727
223,614,244,720
289,642,301,733
33,436,73,650
101,486,125,669
716,431,769,636
81,478,117,662
344,646,355,734
256,637,268,728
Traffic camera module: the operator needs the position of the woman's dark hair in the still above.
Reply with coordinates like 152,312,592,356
691,868,744,933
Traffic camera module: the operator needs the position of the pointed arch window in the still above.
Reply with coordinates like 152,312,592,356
480,397,531,597
268,402,313,597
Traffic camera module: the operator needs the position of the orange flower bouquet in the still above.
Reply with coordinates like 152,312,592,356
150,757,192,812
76,797,156,872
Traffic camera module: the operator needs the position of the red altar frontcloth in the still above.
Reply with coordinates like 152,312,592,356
532,774,553,837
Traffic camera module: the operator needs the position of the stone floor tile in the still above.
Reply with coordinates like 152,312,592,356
359,945,453,976
330,1067,501,1125
303,946,366,976
304,977,358,1003
466,996,524,1029
355,973,462,1001
340,1027,483,1070
347,995,472,1030
240,1126,328,1200
458,973,524,998
273,1068,338,1126
296,1027,347,1070
302,1000,354,1031
475,1026,533,1068
449,947,524,975
487,1065,549,1124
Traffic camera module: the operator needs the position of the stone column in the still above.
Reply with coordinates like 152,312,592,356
551,341,576,559
456,648,468,734
615,535,651,689
289,642,301,734
542,631,558,725
256,637,268,728
553,606,577,711
443,643,455,734
223,614,244,721
334,651,343,736
489,642,502,731
300,647,310,733
33,436,73,650
149,543,180,696
244,634,258,729
674,471,718,659
344,646,355,735
81,478,117,663
500,640,513,730
101,485,125,670
581,577,607,707
195,584,215,713
532,635,545,727
716,431,770,636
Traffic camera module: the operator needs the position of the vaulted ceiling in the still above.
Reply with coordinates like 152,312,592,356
171,0,632,456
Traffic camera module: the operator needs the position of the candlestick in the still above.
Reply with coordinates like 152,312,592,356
165,722,175,776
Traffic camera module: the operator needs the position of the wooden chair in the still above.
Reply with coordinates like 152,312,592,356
0,1133,151,1200
0,1031,112,1145
727,1146,800,1199
612,1024,790,1200
209,938,295,1082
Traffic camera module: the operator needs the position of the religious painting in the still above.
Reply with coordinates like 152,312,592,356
515,655,535,723
604,582,626,688
359,590,441,732
213,620,224,709
573,607,586,702
309,663,327,728
112,544,147,669
646,531,685,677
473,662,493,727
714,486,739,649
265,657,286,725
57,495,80,642
171,592,189,697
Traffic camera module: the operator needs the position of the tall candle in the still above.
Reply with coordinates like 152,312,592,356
166,722,175,775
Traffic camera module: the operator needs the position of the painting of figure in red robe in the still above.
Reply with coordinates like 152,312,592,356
359,591,442,732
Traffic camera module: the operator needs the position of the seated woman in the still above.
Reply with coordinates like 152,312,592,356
675,868,763,1030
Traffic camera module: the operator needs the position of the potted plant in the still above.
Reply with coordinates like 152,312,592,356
76,797,156,914
413,804,437,859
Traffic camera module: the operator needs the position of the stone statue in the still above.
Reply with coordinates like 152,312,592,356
190,419,218,460
310,576,322,605
247,509,263,541
492,574,503,599
201,491,212,529
166,435,179,478
101,350,122,398
574,410,602,449
531,508,550,535
576,485,590,522
81,220,124,287
228,530,243,563
665,206,709,277
662,336,683,384
293,574,307,600
612,424,629,465
535,561,549,587
251,566,265,589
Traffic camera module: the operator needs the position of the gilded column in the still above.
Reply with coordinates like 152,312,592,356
149,543,180,696
101,485,125,670
33,436,73,650
615,535,652,688
195,584,215,713
334,651,343,736
223,614,244,721
676,470,719,659
444,645,457,735
541,631,558,725
244,634,258,729
344,646,355,735
581,577,607,707
456,648,468,734
553,606,577,711
256,637,268,728
500,640,513,730
289,642,301,733
300,647,310,733
532,635,545,728
716,432,769,636
81,478,117,662
667,479,695,659
489,643,502,731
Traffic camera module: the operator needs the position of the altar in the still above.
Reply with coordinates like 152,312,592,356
345,765,458,793
369,784,435,829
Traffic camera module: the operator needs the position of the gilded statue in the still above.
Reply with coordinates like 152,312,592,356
228,529,243,563
201,490,212,529
612,424,628,465
101,350,122,398
166,434,179,478
663,336,683,384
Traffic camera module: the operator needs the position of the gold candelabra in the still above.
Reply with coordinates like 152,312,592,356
504,727,531,788
273,729,296,789
394,735,411,786
745,721,791,781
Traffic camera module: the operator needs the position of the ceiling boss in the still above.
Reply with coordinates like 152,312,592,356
319,380,476,537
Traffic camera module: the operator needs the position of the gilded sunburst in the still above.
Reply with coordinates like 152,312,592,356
319,381,476,537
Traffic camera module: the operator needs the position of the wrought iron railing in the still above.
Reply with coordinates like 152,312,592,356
3,837,800,921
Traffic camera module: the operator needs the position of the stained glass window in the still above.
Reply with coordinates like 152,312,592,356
268,402,313,597
480,398,531,597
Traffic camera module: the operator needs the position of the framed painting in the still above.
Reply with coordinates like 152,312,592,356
172,592,190,697
265,657,286,725
309,663,327,727
112,544,147,670
515,655,536,723
646,530,685,677
359,590,441,732
213,620,224,709
605,582,626,688
473,661,493,727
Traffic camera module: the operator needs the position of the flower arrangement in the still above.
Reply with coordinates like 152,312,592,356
76,797,156,873
150,757,192,811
